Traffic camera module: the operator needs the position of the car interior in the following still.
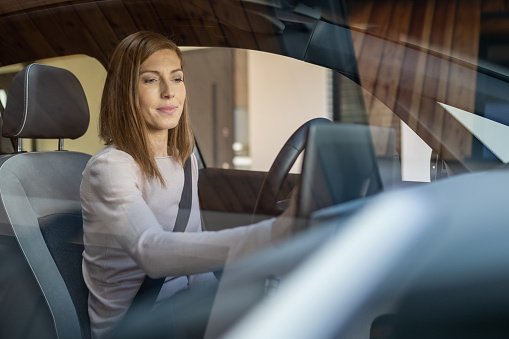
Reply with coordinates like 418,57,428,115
0,0,509,339
0,64,91,338
0,62,402,338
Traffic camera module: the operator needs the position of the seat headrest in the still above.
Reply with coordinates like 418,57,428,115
2,63,89,139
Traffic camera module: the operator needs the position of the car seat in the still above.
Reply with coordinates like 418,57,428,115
0,63,91,338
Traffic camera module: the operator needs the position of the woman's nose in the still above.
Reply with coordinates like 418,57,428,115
161,82,175,98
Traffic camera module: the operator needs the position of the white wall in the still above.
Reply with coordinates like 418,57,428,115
247,51,330,172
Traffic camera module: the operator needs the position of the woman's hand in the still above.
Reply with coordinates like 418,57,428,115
271,187,298,243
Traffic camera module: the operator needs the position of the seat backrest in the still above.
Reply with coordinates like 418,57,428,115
0,63,91,338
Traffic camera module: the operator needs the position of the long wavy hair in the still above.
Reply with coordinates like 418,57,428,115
99,31,194,185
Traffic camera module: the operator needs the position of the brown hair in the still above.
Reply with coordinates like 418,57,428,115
99,31,194,185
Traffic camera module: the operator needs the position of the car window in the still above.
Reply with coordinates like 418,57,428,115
183,47,332,173
184,47,436,183
348,0,509,178
2,1,509,339
0,49,437,185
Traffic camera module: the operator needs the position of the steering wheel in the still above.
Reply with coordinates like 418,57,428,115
252,118,332,220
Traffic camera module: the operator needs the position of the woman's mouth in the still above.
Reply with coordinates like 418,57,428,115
157,105,177,115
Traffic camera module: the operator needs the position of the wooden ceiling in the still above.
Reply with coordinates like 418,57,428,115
1,0,506,169
0,0,286,67
346,0,509,169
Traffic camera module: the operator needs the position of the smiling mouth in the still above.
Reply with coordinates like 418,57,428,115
157,106,177,115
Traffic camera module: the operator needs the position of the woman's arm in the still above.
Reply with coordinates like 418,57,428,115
82,150,276,278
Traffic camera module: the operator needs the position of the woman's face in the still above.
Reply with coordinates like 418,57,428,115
138,49,186,137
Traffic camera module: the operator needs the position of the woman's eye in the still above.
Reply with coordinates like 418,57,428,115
173,77,183,83
143,78,157,84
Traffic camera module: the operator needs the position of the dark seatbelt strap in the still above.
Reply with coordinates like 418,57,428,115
128,157,192,313
173,157,192,232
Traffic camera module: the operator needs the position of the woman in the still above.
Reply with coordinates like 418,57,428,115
81,31,293,338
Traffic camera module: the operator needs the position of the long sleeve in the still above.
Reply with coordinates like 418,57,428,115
81,146,274,338
81,147,273,278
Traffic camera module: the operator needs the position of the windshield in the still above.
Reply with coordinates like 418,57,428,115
1,1,509,338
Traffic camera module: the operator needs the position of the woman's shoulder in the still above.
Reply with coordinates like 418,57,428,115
90,145,135,163
84,145,139,176
81,146,145,200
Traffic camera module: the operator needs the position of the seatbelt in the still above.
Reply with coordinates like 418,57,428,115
127,157,192,313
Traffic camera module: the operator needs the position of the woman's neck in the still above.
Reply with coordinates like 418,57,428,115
148,131,169,157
